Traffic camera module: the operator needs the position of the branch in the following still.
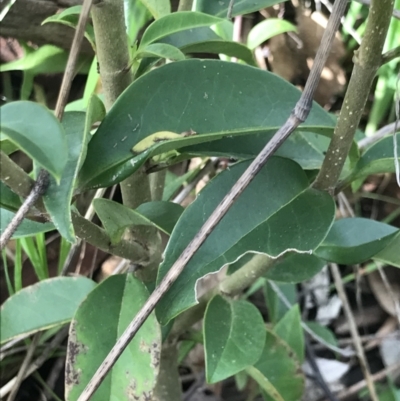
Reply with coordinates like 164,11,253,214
77,1,350,399
313,0,395,193
381,45,400,65
353,0,400,20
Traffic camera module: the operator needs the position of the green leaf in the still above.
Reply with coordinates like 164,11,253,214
247,19,297,50
252,328,304,401
162,167,202,201
42,6,96,49
78,60,334,190
304,322,338,348
0,182,22,212
138,0,170,19
265,253,325,283
135,43,186,60
0,101,67,182
124,0,152,43
373,231,400,267
204,295,265,383
156,158,335,324
65,274,161,401
264,282,296,324
246,366,284,401
140,12,224,47
43,112,87,243
274,305,304,363
315,218,399,264
94,199,183,243
351,135,400,181
181,40,256,65
0,208,54,238
0,44,69,74
196,0,287,18
0,277,96,343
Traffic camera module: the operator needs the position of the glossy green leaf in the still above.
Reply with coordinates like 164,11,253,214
138,0,170,19
140,12,224,47
125,0,152,43
181,40,256,65
196,0,287,18
252,328,304,401
43,113,86,243
315,218,399,264
204,295,265,383
248,19,297,50
156,158,335,324
265,253,325,283
0,101,67,182
42,6,96,49
0,182,22,212
78,60,335,190
305,322,338,348
94,199,183,243
0,277,96,343
351,135,400,181
274,305,304,363
160,26,221,47
65,274,161,401
374,231,400,267
0,208,54,238
136,43,185,60
264,282,296,324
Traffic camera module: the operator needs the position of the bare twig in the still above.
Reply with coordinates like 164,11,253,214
77,2,350,399
330,263,379,401
358,121,399,150
6,333,41,401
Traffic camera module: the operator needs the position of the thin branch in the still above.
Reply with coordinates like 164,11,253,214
358,122,399,150
330,263,379,401
77,1,350,399
381,45,400,65
313,0,395,193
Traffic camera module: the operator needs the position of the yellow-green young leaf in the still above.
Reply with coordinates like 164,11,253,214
247,19,297,50
315,218,399,264
0,101,67,182
138,0,170,19
253,329,304,401
204,295,265,383
0,277,96,343
65,274,161,401
156,158,335,325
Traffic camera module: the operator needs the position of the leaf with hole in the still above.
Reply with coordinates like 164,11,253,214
156,157,335,324
78,60,335,190
65,274,161,401
196,0,287,18
0,101,67,182
315,218,399,264
0,277,96,343
94,199,183,243
204,295,265,383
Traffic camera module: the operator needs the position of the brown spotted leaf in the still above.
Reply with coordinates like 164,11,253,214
65,274,161,401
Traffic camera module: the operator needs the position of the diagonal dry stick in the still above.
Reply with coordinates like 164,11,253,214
77,1,350,399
